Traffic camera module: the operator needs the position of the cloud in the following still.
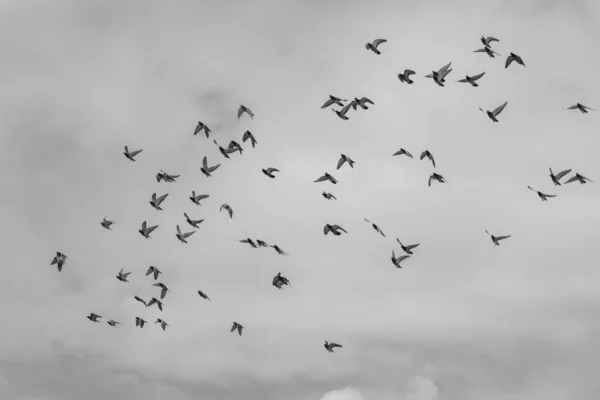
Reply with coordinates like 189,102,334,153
405,375,438,400
321,387,367,400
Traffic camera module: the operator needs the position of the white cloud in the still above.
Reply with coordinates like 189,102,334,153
321,387,367,400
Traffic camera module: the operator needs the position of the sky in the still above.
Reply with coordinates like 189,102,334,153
0,0,599,399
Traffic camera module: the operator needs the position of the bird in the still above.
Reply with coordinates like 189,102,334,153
138,221,159,239
190,191,209,206
116,268,131,283
100,217,115,230
479,101,508,122
134,295,148,306
147,297,164,311
324,341,342,352
124,146,142,162
201,156,221,178
314,172,338,184
271,245,288,256
527,186,556,201
505,52,525,68
396,239,420,255
228,140,243,155
214,139,237,159
391,250,410,268
473,47,500,58
420,150,436,167
565,103,594,114
238,105,254,119
231,322,244,336
364,218,386,237
176,225,195,243
485,230,511,246
87,313,101,323
397,69,416,84
239,238,257,248
564,173,593,184
333,102,354,120
337,154,355,169
321,95,347,109
262,167,280,178
272,272,291,289
428,172,447,187
220,203,234,222
242,130,258,148
324,224,347,236
393,148,413,158
153,282,169,299
365,38,387,54
146,266,162,280
51,251,68,272
256,239,269,247
457,72,486,87
184,213,204,229
549,168,571,186
480,35,499,48
322,192,337,200
155,318,169,331
135,317,146,329
107,320,119,327
149,192,169,211
425,62,452,86
156,170,180,183
351,97,374,110
197,290,211,302
193,121,212,137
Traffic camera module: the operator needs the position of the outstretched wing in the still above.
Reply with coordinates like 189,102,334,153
555,169,571,180
471,72,485,81
146,225,158,234
183,230,195,238
156,193,168,204
130,149,142,157
492,101,508,116
505,55,514,68
314,175,328,183
321,98,334,109
496,235,511,241
404,69,415,76
372,38,387,47
336,157,345,170
202,156,208,169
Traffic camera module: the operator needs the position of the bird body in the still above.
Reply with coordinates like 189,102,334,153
549,168,571,186
184,212,204,228
135,317,146,328
396,239,420,255
156,170,179,183
51,251,68,272
124,146,142,161
116,268,131,282
322,192,337,200
220,203,234,221
480,101,508,122
366,38,387,54
149,192,169,211
87,313,101,323
324,224,347,236
398,69,416,84
101,217,115,230
428,172,446,186
139,221,159,239
262,167,280,178
566,103,594,113
324,341,342,352
176,225,195,243
272,272,291,289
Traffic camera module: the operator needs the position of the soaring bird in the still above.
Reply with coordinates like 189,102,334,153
214,139,237,159
425,62,452,86
87,313,101,323
391,250,410,268
457,72,486,87
153,282,169,300
220,203,234,221
262,167,280,178
149,192,169,211
156,170,179,183
147,297,164,311
231,322,244,336
271,245,288,256
428,172,447,187
116,268,131,283
352,97,374,110
565,103,594,114
146,266,162,280
527,186,556,201
480,35,499,47
324,341,342,352
228,140,243,155
420,150,435,168
393,148,413,158
480,101,508,122
134,295,148,306
322,192,337,200
337,154,355,169
333,102,354,120
256,239,269,247
396,239,420,255
321,95,347,109
314,172,338,184
473,47,500,58
201,156,221,178
176,225,195,244
100,217,115,230
193,121,212,137
107,320,120,327
505,52,525,68
51,251,68,272
155,318,169,331
197,290,211,302
549,168,571,186
124,146,142,162
138,221,159,239
190,191,209,206
365,38,387,54
242,130,258,148
364,218,386,237
398,69,416,84
239,238,257,248
324,224,347,236
272,272,291,289
485,230,511,246
564,173,593,184
135,317,146,329
184,213,204,229
238,105,254,119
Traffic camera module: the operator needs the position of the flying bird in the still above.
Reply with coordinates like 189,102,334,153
393,148,413,158
391,250,410,268
256,239,269,247
193,121,212,137
135,317,146,329
176,225,195,244
364,218,386,237
51,251,68,272
100,217,115,230
214,139,237,159
231,322,244,336
271,245,288,256
365,38,387,55
457,72,486,87
549,168,571,186
220,203,234,222
238,105,254,119
184,213,204,229
337,154,355,170
396,239,420,255
397,69,416,84
425,62,452,86
201,156,221,178
155,318,169,331
564,173,593,184
480,35,499,47
420,150,435,167
242,130,258,148
485,230,511,246
565,103,594,114
314,172,338,184
107,320,120,327
134,295,148,306
324,224,347,236
146,266,162,280
116,268,131,283
156,170,179,183
239,238,257,248
322,192,337,200
324,341,342,353
147,297,164,312
87,313,101,323
527,186,556,201
428,172,447,187
351,97,374,110
190,191,209,206
473,47,500,58
138,221,159,239
321,95,347,109
228,140,243,155
480,101,508,122
124,146,142,162
505,52,525,68
149,192,169,211
197,290,211,302
333,102,354,120
153,282,169,300
262,167,280,178
272,272,291,289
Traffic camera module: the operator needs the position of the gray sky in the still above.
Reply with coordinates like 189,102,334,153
1,0,599,399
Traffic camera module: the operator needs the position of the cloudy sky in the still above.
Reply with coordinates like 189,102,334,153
1,0,599,399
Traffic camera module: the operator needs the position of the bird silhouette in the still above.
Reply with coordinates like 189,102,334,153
365,38,387,54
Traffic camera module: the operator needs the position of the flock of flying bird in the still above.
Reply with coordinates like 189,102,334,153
50,33,594,354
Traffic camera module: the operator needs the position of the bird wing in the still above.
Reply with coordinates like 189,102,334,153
485,36,499,44
340,102,353,115
141,221,147,230
428,174,434,187
496,235,511,241
130,149,142,157
505,55,514,68
231,323,237,332
438,62,451,73
145,267,154,276
361,97,374,105
146,225,158,234
336,157,346,170
183,230,195,238
405,243,420,250
321,98,334,109
471,72,485,81
457,78,469,83
208,164,221,172
124,145,129,154
566,105,578,110
564,176,578,184
330,343,342,348
396,255,410,263
202,156,208,169
266,168,279,174
473,48,486,53
555,169,571,180
176,225,182,235
404,69,415,76
323,225,330,235
492,101,508,116
237,107,244,118
372,38,387,47
156,193,168,204
314,175,328,183
151,193,157,202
